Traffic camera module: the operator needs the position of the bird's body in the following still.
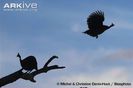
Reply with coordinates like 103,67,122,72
17,53,38,73
83,10,114,38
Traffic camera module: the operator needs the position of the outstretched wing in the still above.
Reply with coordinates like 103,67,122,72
87,10,104,30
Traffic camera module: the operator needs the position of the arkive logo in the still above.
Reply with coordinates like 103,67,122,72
3,1,38,11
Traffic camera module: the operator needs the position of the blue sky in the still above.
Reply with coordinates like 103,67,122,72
0,0,133,88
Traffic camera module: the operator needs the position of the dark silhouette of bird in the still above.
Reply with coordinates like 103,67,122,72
17,53,38,73
83,10,114,38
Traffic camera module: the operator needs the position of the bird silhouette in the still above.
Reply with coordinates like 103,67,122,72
17,53,38,73
83,10,114,38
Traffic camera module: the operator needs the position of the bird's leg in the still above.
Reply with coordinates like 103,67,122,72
28,71,32,73
25,70,31,74
96,35,98,39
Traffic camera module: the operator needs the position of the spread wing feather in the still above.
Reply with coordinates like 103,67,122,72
87,10,104,30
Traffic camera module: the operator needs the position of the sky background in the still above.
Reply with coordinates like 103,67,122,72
0,0,133,88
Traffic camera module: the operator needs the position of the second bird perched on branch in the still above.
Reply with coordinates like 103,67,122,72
17,53,38,73
83,10,114,38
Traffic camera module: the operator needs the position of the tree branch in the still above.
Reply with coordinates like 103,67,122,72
0,56,65,87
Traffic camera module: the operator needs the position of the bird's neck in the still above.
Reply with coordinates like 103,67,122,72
109,24,114,28
18,56,23,65
103,24,113,30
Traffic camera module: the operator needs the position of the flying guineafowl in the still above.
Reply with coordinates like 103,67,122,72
83,10,114,38
17,53,38,73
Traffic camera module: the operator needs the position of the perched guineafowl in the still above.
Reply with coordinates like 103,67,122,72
83,10,114,38
17,53,38,73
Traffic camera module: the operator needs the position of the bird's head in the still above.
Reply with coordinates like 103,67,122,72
110,23,114,27
17,53,21,58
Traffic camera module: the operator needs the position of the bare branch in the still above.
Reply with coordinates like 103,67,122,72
43,55,58,67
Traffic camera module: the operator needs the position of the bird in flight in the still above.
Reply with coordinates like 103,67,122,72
83,10,114,38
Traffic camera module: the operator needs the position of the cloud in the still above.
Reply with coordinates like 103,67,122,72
106,49,133,59
103,7,133,30
71,24,83,32
115,20,133,30
58,67,129,82
114,11,133,30
1,1,133,88
41,67,133,88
